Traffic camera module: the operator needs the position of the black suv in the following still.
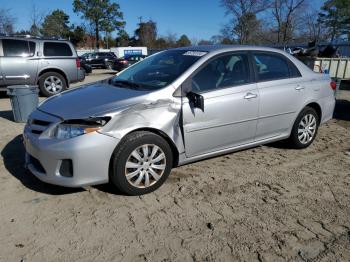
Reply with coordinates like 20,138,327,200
80,52,117,70
112,55,147,71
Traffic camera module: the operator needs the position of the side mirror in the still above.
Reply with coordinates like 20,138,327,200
187,91,204,112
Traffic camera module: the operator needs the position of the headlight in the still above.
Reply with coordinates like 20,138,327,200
54,124,100,139
54,117,110,139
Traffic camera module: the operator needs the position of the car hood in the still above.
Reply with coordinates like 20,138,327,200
38,82,150,120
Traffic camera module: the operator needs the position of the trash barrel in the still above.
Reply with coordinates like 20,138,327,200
7,85,39,123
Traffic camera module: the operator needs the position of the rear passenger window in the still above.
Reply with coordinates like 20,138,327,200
44,42,73,56
2,39,35,57
253,53,290,81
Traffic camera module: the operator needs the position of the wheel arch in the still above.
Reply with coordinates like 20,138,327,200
37,68,69,87
288,101,323,137
304,102,322,123
108,127,180,179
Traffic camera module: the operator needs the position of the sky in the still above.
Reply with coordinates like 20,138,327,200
1,0,325,40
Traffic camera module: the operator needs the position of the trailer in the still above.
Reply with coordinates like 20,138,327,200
298,57,350,80
313,58,350,80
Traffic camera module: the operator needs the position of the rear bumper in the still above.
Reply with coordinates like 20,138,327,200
112,64,127,72
23,128,120,187
320,95,336,124
77,69,85,82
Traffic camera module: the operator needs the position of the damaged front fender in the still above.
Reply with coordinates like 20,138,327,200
99,97,185,155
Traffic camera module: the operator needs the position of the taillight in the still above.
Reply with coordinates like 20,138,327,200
330,81,337,91
120,60,128,65
76,58,81,69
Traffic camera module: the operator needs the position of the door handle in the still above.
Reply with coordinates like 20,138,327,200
244,92,258,99
295,85,305,91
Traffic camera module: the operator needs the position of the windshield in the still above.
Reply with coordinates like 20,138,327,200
111,50,207,90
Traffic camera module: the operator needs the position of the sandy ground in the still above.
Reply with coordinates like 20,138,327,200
0,72,349,262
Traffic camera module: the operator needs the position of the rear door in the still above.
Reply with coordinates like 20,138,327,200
1,39,39,86
182,52,259,157
253,52,305,141
41,41,76,83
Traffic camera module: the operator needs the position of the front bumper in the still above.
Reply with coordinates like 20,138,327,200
23,128,120,187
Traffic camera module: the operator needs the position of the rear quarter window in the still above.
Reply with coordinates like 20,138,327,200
44,42,73,56
288,61,302,78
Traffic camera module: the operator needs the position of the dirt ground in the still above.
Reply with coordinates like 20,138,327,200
0,73,349,262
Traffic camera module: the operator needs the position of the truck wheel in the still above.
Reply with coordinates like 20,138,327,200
110,131,173,195
39,72,67,97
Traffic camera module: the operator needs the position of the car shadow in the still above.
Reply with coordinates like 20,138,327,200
333,99,350,121
0,110,14,121
93,183,124,195
1,135,83,195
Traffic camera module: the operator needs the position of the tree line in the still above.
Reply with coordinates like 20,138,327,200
0,0,349,49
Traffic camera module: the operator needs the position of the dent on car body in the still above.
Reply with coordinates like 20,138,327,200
100,97,185,154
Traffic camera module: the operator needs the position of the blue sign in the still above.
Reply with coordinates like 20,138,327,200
124,49,142,56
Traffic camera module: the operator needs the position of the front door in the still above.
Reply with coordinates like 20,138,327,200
1,39,38,86
182,52,259,158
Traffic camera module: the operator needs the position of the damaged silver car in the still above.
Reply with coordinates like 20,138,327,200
23,46,335,195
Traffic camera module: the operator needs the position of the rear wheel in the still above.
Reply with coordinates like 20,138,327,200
287,107,319,149
39,72,67,97
110,131,173,195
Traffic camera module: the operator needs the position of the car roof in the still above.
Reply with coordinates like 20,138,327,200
0,36,71,43
174,44,286,54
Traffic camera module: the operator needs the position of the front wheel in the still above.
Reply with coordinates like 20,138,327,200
110,131,173,195
105,62,113,70
287,107,319,149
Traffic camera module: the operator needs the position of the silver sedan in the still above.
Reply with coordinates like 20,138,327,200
23,46,336,195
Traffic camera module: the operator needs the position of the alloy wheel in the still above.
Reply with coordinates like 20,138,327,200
44,76,63,94
297,114,317,144
125,144,166,188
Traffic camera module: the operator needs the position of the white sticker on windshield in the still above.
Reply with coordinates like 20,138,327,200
183,51,207,57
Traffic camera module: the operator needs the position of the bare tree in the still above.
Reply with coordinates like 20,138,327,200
297,10,329,43
0,8,15,35
271,0,306,44
221,0,271,44
29,4,45,36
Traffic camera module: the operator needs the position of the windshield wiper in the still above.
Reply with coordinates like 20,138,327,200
111,79,140,88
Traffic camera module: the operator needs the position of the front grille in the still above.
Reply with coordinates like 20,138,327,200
31,130,42,135
29,155,46,174
27,110,61,136
30,118,51,135
32,119,51,126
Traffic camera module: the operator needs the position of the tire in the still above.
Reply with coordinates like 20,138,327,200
38,72,67,97
105,62,113,70
287,106,319,149
110,131,173,195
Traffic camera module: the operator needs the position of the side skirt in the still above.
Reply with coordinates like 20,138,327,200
177,134,290,166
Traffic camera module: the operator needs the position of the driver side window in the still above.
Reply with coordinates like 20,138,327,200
192,53,251,92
